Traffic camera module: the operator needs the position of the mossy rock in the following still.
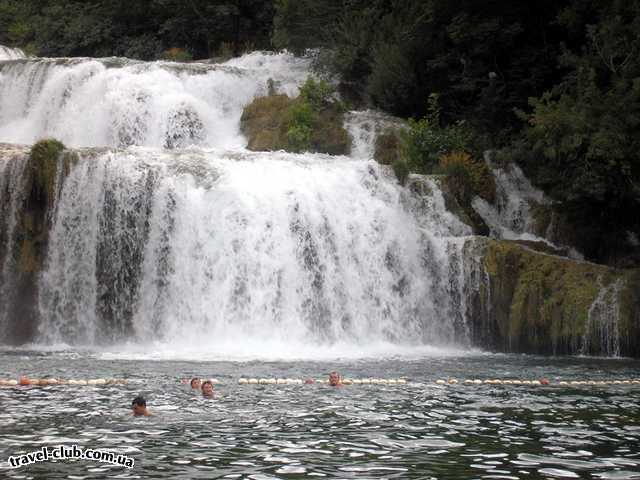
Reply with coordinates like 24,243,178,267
374,129,401,165
29,138,65,206
240,94,350,155
478,239,639,355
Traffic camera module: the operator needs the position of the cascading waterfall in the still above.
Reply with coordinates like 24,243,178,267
0,145,29,335
0,52,308,149
0,49,628,358
472,153,549,242
0,49,488,354
36,148,476,353
582,278,622,357
0,45,25,60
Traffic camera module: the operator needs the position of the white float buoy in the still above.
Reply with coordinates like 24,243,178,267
266,378,276,384
238,378,248,385
388,379,397,384
210,378,220,384
473,379,482,385
436,379,446,385
397,378,407,384
248,378,258,384
360,379,371,384
512,380,523,385
77,380,87,385
7,379,17,386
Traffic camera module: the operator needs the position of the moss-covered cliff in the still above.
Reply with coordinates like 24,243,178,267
240,78,351,155
5,139,73,343
470,238,640,356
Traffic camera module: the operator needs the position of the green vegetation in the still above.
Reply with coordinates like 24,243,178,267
479,239,640,356
273,1,640,266
241,77,350,155
29,138,64,206
1,1,638,265
0,0,274,60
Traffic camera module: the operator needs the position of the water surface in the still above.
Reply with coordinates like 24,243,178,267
1,350,639,479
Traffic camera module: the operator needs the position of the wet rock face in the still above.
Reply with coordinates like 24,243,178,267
469,239,640,357
2,140,69,343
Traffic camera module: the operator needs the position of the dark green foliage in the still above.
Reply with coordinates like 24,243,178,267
513,0,640,263
274,0,640,265
0,0,275,60
392,159,410,186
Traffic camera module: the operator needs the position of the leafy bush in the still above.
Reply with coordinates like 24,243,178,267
299,77,333,108
162,47,192,62
439,151,495,204
399,97,472,174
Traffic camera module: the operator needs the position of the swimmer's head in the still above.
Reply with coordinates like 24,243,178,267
190,377,201,389
201,380,214,397
329,372,341,386
131,396,147,416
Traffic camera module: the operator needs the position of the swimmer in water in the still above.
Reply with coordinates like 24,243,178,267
131,396,151,416
328,371,342,387
201,380,214,398
190,377,201,390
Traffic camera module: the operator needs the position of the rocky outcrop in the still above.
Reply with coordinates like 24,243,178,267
240,93,350,155
469,238,640,357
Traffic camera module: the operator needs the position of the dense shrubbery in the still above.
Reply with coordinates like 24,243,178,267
0,0,274,60
273,0,640,265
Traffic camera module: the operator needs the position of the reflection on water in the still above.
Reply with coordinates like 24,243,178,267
0,351,639,479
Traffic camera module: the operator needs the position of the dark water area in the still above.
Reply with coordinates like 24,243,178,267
1,350,639,479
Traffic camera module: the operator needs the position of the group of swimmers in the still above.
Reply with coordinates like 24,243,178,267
131,371,344,416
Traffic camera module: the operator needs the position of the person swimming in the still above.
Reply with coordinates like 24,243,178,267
190,377,201,390
328,371,342,387
201,380,214,397
131,396,151,416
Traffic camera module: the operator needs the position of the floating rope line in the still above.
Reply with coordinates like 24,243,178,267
1,377,639,387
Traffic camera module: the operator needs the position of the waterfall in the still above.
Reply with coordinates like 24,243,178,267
472,154,549,242
7,50,621,358
0,45,25,60
344,110,404,160
0,52,309,149
26,147,477,354
582,279,622,357
0,146,29,336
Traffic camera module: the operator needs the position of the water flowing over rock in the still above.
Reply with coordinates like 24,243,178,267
0,51,637,356
0,45,25,60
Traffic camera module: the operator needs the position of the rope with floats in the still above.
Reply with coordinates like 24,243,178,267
1,377,639,387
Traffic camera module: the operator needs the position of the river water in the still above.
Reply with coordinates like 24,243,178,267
1,350,639,479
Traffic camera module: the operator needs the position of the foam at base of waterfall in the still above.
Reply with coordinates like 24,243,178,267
93,339,477,361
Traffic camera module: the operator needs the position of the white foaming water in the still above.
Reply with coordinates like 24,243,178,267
0,45,25,60
472,154,549,242
37,148,477,353
582,279,622,357
344,110,405,160
0,51,488,358
0,52,309,149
